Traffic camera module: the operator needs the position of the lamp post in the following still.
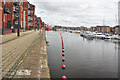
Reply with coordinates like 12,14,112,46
17,2,20,36
2,0,5,35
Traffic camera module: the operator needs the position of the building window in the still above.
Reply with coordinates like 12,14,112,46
30,18,33,20
21,22,23,28
31,11,33,15
13,13,14,19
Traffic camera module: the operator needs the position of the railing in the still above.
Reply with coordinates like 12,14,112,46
4,7,11,14
28,13,31,16
13,7,18,13
28,20,31,22
28,4,31,10
13,0,19,6
15,21,18,25
15,6,19,11
15,14,19,17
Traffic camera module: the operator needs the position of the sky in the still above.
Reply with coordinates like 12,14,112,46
27,0,119,28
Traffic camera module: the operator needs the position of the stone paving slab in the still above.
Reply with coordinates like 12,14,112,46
14,30,50,79
1,30,35,44
2,30,40,78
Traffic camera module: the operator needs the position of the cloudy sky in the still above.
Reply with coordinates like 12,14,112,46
27,0,119,27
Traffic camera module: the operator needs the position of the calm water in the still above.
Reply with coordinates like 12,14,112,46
46,31,118,78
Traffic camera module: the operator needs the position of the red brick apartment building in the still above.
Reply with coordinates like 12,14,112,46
0,0,24,34
112,25,119,34
23,1,35,30
0,1,3,35
35,16,42,29
0,0,36,35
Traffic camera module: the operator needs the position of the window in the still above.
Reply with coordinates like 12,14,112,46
31,11,33,15
13,13,14,19
30,18,33,20
21,22,23,28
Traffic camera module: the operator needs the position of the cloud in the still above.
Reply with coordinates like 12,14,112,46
28,0,119,27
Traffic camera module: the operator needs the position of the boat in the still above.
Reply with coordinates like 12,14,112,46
104,33,111,39
95,33,105,39
72,30,76,33
105,36,111,39
111,34,119,39
91,32,97,38
76,31,81,34
80,31,85,37
84,31,93,38
69,30,72,33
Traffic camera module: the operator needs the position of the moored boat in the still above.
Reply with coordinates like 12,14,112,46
95,33,105,39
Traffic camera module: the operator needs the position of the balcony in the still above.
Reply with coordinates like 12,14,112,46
13,9,17,13
28,4,31,10
4,8,11,14
13,2,19,6
28,7,31,10
15,14,19,17
15,21,18,25
28,13,31,16
13,18,17,21
28,20,31,22
15,6,19,11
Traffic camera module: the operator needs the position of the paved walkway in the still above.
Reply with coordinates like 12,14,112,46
14,30,50,79
2,30,40,77
1,30,35,44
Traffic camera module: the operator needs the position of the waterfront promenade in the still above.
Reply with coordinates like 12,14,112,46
1,30,50,79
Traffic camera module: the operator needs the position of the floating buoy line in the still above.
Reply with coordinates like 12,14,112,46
60,32,67,80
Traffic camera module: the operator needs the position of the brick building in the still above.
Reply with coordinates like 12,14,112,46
0,0,45,35
35,16,42,30
96,26,110,33
2,2,13,34
23,1,35,30
90,27,97,32
12,0,23,33
1,0,24,34
79,26,87,31
0,1,3,34
112,26,119,34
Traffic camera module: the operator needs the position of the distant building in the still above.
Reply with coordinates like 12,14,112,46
96,26,110,33
35,15,42,30
90,27,97,32
79,26,87,31
112,25,119,34
55,26,62,29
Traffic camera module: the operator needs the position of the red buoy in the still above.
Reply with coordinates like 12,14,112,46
62,53,65,56
62,49,64,52
62,65,66,69
62,46,64,49
62,58,65,62
62,76,67,80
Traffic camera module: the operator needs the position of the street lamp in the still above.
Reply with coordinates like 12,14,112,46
17,1,20,36
2,0,5,35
